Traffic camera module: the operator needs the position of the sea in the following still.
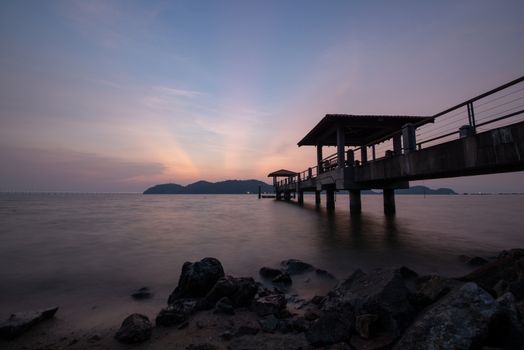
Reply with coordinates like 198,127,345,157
1,193,523,330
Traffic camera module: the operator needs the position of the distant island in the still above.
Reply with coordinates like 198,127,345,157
143,180,274,194
143,181,456,195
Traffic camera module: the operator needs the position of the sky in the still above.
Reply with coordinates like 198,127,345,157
1,0,523,192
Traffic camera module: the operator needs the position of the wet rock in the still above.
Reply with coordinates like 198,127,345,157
272,273,292,285
275,308,293,319
509,278,524,299
310,295,325,306
468,256,489,267
290,316,309,332
260,267,283,279
178,320,189,329
304,309,320,321
305,311,352,347
253,294,287,316
156,298,197,326
200,275,258,309
493,280,510,297
214,297,235,315
316,269,336,279
168,257,225,303
325,343,352,350
220,330,233,340
414,275,461,308
186,343,219,350
393,282,497,350
0,306,58,340
281,259,314,275
114,313,152,344
87,334,101,343
485,292,524,349
355,313,379,339
258,314,279,333
131,286,153,300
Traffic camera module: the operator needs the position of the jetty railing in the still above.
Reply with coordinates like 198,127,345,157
276,76,524,189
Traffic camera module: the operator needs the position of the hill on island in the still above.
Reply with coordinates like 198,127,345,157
143,180,273,194
395,186,457,195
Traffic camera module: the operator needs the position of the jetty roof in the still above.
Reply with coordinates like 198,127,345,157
297,114,433,146
267,169,298,177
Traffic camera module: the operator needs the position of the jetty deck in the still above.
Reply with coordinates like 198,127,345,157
268,76,524,214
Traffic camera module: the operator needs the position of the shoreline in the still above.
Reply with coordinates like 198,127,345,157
2,251,524,349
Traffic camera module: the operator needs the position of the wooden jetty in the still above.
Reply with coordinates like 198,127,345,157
268,76,524,214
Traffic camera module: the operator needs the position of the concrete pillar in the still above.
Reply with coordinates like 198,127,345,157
383,188,396,215
276,191,282,200
315,190,321,206
326,189,335,210
402,123,416,154
349,190,361,214
297,191,304,205
284,191,291,201
393,134,402,155
360,146,368,164
346,149,354,166
337,127,345,168
317,145,323,173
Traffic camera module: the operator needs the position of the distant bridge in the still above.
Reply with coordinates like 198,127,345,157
269,76,524,214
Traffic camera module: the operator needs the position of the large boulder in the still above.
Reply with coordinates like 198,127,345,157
156,299,197,326
199,275,258,309
305,311,352,347
114,313,152,344
281,259,314,275
252,294,287,316
168,257,225,303
393,282,497,350
0,306,58,340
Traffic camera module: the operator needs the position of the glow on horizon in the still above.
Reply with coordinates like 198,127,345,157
1,1,524,192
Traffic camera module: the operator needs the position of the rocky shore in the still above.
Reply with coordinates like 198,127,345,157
2,250,524,349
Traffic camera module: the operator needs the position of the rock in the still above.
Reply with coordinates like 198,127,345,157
468,256,489,267
260,267,282,279
350,333,398,350
414,275,461,307
272,273,292,285
493,280,510,297
485,292,524,349
114,313,152,344
186,344,219,350
304,309,320,321
509,278,524,299
275,308,293,319
168,257,225,303
178,321,189,329
290,316,309,332
200,275,258,309
220,330,233,340
253,294,287,316
87,334,101,343
355,313,379,339
325,343,352,350
214,297,235,315
0,306,58,340
316,269,336,279
281,259,314,275
462,250,524,292
305,311,352,347
156,298,197,326
131,286,153,300
258,314,279,333
228,332,311,350
235,324,260,337
393,282,497,350
310,295,325,306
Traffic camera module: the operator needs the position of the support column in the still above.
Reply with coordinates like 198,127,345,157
315,191,321,206
317,144,323,173
346,149,354,166
297,191,304,205
326,189,335,210
349,190,361,215
372,145,376,160
402,123,416,154
276,191,282,200
284,191,291,201
258,185,261,199
337,127,345,168
360,146,368,164
393,134,402,155
383,188,396,215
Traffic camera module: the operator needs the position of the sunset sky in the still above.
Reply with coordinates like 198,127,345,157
1,0,524,192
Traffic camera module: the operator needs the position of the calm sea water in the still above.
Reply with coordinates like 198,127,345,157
1,193,523,329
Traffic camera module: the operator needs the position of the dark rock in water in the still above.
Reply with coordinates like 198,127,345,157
316,268,336,279
462,249,524,292
114,313,152,344
131,287,153,300
214,297,235,315
0,306,58,340
235,324,260,337
393,282,497,350
252,294,287,316
486,292,524,349
467,256,489,267
200,275,258,309
186,344,219,350
350,333,398,350
168,257,225,303
305,311,352,347
272,273,292,285
414,275,462,308
281,259,314,275
259,267,282,279
355,313,379,339
258,314,279,333
156,299,197,326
